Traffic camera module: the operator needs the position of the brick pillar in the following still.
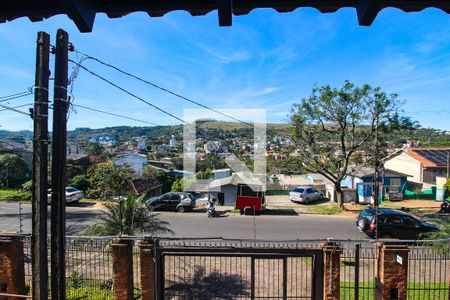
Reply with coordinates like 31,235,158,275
375,243,409,300
139,240,155,300
0,235,25,300
112,239,134,300
322,242,341,300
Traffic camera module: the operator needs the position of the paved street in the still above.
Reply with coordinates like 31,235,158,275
0,202,366,239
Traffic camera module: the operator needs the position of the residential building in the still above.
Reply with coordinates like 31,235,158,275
204,141,218,153
342,167,409,204
137,137,147,151
210,168,231,180
113,153,148,175
208,172,265,206
169,135,177,149
384,148,450,188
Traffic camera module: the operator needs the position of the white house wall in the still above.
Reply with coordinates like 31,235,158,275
384,153,421,184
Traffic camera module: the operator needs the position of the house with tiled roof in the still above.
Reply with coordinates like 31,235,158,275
384,148,450,188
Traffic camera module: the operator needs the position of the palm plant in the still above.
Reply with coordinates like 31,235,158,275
82,194,173,236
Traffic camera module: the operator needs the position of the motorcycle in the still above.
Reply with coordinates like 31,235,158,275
439,199,450,213
206,198,217,218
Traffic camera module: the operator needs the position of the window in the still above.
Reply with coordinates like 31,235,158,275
402,216,419,227
170,194,180,201
387,215,403,225
389,178,401,187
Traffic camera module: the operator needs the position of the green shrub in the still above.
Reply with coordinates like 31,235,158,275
69,175,89,191
0,189,31,201
21,180,32,192
66,287,114,300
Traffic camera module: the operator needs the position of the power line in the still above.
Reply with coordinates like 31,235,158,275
72,103,161,126
0,91,33,103
0,103,33,112
0,103,31,116
0,89,31,100
72,49,254,127
68,59,187,124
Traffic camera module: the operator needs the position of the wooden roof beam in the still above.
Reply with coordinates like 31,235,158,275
59,0,96,32
218,0,233,26
357,0,383,26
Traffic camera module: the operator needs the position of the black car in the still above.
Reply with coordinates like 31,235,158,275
146,192,196,213
356,208,439,240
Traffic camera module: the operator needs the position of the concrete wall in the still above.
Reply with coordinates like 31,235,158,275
384,153,421,184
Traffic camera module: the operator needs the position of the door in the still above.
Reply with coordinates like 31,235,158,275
401,216,422,239
218,192,225,205
157,193,171,210
168,194,181,210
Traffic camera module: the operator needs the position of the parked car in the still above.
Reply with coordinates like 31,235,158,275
146,192,196,213
47,187,84,204
289,186,323,204
356,208,439,239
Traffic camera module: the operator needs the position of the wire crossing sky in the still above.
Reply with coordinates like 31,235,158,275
0,8,449,131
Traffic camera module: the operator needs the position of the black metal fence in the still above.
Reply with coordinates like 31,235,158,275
23,236,142,300
20,237,449,300
154,239,325,299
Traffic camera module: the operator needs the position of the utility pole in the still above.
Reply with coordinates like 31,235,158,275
373,114,380,207
31,31,50,300
51,29,69,300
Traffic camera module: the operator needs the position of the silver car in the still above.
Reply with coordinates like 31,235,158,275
47,187,84,204
289,186,323,204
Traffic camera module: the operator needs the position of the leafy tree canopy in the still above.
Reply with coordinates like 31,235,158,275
0,153,30,188
290,81,415,208
87,163,137,199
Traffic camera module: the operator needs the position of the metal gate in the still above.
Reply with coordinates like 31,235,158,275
155,245,324,299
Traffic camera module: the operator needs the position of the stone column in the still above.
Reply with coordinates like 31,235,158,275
112,239,134,300
0,235,25,300
375,243,409,300
322,242,341,300
139,240,155,300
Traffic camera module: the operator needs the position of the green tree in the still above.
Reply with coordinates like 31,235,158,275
87,163,137,199
84,143,104,156
0,154,30,188
290,81,415,209
195,168,212,180
81,195,173,236
171,177,194,192
143,166,173,193
69,175,90,192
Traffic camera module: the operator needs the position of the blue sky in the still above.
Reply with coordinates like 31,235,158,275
0,7,450,131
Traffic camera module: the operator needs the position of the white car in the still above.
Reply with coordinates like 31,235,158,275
289,186,323,204
47,187,84,204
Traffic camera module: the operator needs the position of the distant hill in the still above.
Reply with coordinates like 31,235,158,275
1,121,449,148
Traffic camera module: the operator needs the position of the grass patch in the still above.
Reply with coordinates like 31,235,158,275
340,282,448,300
0,189,31,202
302,204,341,215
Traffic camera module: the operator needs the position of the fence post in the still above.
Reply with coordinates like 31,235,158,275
0,235,25,299
139,239,155,300
112,239,134,300
321,242,341,300
374,243,409,300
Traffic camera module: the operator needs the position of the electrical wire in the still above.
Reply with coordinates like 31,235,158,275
69,59,187,124
0,103,33,112
0,90,31,100
0,91,33,103
0,103,31,116
72,48,254,127
72,103,161,126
